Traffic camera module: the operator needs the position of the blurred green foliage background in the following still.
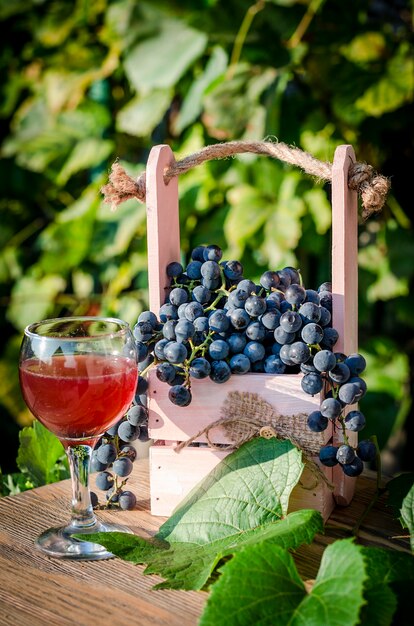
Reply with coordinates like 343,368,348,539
0,0,413,475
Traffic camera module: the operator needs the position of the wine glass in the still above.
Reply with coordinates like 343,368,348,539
18,316,138,560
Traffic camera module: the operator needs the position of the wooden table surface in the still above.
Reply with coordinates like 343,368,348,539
0,460,409,626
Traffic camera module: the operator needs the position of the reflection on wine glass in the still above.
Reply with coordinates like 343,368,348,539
19,317,138,560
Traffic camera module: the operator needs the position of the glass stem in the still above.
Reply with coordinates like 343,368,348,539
66,445,96,528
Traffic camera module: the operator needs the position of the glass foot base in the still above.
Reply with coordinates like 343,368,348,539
35,519,133,560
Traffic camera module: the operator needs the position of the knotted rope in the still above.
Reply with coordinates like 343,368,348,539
101,140,390,220
174,391,334,490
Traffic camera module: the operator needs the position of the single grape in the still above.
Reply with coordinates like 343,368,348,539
285,284,306,306
279,311,302,333
274,326,296,345
119,445,137,462
209,339,230,360
201,260,221,280
203,244,222,262
338,382,359,405
169,287,188,307
342,456,364,477
162,321,178,341
319,306,331,327
133,321,153,342
289,341,310,365
186,260,202,279
260,310,281,330
135,341,149,362
246,321,266,342
193,316,209,333
345,353,366,376
348,376,367,400
313,349,336,372
264,355,286,374
175,319,195,341
245,295,266,317
169,385,192,406
113,457,133,478
229,353,251,374
319,446,339,467
209,310,230,333
243,341,266,363
305,289,320,304
191,245,206,262
307,411,329,432
227,332,247,354
136,375,148,394
138,310,158,328
192,285,211,304
336,445,356,465
357,440,376,462
230,308,250,330
117,421,140,442
318,290,332,311
318,281,332,293
164,341,188,364
166,261,184,278
237,279,256,295
105,418,123,437
228,290,248,309
299,302,321,324
91,452,109,473
301,372,323,395
118,491,137,511
156,362,176,384
95,471,114,491
138,425,150,442
301,323,324,345
344,410,366,432
300,360,318,374
159,303,178,322
184,301,204,322
189,357,211,379
260,270,280,290
320,397,342,419
279,344,295,366
329,363,351,384
209,360,232,383
97,443,117,465
127,404,148,426
224,260,243,280
90,491,99,508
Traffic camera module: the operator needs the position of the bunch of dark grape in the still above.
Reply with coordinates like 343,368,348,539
134,243,374,478
90,395,150,509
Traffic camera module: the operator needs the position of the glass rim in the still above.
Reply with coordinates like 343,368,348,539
23,316,132,341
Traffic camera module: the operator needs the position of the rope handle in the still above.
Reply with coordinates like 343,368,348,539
101,139,390,219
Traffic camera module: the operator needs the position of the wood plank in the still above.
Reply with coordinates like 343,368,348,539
331,144,359,505
146,144,181,315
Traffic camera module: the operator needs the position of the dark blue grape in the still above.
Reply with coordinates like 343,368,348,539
191,246,206,262
280,301,292,313
285,284,306,306
169,287,189,306
336,445,356,465
209,339,229,360
202,276,221,290
162,321,177,341
357,440,376,462
300,360,317,374
348,376,367,400
175,319,195,341
227,333,247,354
279,344,295,366
342,456,364,477
136,375,148,394
243,341,266,363
305,289,320,304
166,261,184,278
169,385,192,406
184,301,204,322
277,268,292,289
319,306,331,327
127,404,148,426
209,310,230,333
345,353,366,376
159,303,178,322
299,302,321,325
97,443,117,465
318,281,332,293
237,279,256,295
138,425,150,442
301,372,323,395
119,491,137,511
230,308,250,330
192,285,211,304
95,471,114,491
289,341,310,365
228,289,248,308
133,321,153,342
156,362,176,384
260,310,281,330
245,295,266,317
224,260,243,280
164,341,187,364
106,418,123,437
138,310,158,328
177,303,188,318
274,326,296,345
90,491,99,507
338,383,359,405
279,311,302,333
329,363,351,384
307,411,329,432
201,260,221,280
313,349,336,372
229,353,251,374
186,260,202,279
135,341,149,362
319,291,332,312
203,245,222,262
344,410,366,432
260,271,280,290
209,360,232,383
301,323,324,345
91,452,109,473
319,446,339,467
246,321,266,342
120,445,137,461
193,316,209,333
117,421,140,442
320,397,342,419
113,457,133,477
264,355,286,374
189,357,211,379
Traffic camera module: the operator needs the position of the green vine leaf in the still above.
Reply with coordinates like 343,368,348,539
17,420,69,487
82,438,322,590
200,538,368,626
386,473,414,550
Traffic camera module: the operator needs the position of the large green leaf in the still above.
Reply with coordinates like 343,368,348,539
7,274,66,331
17,420,69,487
81,438,318,590
200,538,368,626
116,89,173,137
124,19,207,93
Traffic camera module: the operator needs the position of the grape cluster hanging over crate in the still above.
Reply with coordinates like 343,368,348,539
134,244,372,478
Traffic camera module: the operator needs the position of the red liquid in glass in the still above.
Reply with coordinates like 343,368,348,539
19,354,138,445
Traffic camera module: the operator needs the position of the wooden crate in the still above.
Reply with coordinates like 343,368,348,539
145,143,358,519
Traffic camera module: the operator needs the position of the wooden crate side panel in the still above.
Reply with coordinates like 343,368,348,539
150,446,334,520
331,145,358,505
148,370,331,447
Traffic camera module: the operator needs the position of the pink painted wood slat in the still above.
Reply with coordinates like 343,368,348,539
331,145,359,506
